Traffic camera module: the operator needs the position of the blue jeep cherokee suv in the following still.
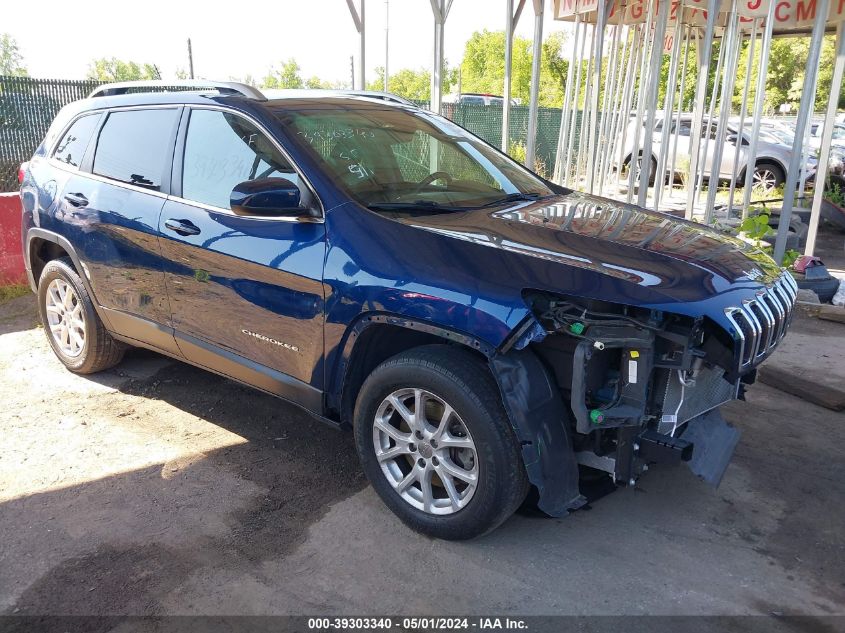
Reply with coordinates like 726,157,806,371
20,80,796,539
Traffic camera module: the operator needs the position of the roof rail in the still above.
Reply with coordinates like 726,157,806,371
88,80,266,101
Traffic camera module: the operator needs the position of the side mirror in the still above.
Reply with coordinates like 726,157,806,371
230,177,304,216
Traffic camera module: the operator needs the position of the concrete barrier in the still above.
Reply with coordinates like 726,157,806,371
0,192,26,285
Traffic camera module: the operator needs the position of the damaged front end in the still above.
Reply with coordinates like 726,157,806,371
492,275,797,517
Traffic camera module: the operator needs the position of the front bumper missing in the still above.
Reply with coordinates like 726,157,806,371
576,408,741,487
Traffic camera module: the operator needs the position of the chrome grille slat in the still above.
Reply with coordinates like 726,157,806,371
724,272,796,370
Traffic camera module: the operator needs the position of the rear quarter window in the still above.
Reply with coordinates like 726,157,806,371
93,109,179,189
52,114,102,169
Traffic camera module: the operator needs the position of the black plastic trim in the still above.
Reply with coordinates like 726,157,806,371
489,347,586,517
174,330,324,414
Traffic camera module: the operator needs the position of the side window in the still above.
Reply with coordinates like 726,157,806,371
93,109,179,189
52,114,101,169
676,121,692,136
182,109,301,209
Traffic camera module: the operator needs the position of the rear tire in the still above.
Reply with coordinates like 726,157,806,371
353,345,529,540
622,153,657,186
752,162,785,192
38,257,125,374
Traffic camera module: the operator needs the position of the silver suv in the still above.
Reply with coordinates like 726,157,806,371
622,115,817,192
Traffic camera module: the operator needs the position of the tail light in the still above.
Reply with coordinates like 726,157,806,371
18,162,28,184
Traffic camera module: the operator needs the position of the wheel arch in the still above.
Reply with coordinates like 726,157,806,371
331,314,494,426
26,228,113,329
333,312,585,518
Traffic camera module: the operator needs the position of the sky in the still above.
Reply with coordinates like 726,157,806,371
7,0,574,86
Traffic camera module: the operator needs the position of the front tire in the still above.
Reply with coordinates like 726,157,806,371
353,345,529,540
38,257,125,374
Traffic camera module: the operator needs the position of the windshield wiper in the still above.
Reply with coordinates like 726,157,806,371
366,200,470,212
476,192,548,208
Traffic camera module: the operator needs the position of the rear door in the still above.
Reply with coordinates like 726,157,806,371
159,107,326,404
55,106,181,352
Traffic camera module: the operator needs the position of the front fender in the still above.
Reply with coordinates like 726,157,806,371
489,346,586,516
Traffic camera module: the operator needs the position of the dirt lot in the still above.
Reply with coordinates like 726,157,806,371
1,292,844,617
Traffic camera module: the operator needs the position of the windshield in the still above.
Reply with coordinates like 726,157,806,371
274,106,553,210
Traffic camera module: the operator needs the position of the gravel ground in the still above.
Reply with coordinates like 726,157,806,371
1,292,843,618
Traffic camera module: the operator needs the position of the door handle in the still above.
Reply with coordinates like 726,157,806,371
63,192,88,207
164,218,201,236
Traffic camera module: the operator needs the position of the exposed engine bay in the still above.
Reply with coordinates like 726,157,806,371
520,291,763,489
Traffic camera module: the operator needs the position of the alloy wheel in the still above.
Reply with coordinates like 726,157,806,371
753,167,778,192
372,387,478,515
45,278,86,357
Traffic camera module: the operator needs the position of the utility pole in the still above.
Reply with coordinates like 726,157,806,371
384,0,389,92
350,56,355,89
187,38,194,79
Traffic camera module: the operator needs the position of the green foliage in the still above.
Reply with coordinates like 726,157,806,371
262,59,304,89
367,64,458,101
824,182,845,207
0,33,27,77
782,249,801,268
0,284,30,303
87,58,159,81
739,212,773,246
459,30,568,107
734,35,845,113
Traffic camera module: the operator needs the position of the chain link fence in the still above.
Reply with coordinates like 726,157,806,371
1,76,576,191
1,76,104,191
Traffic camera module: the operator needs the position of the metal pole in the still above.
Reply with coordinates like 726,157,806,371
187,38,194,79
565,19,590,186
627,0,658,203
667,25,691,203
806,22,845,256
727,18,757,215
502,0,526,152
685,0,721,219
654,23,684,210
798,65,821,196
430,0,446,113
741,0,775,218
554,15,582,183
615,25,644,193
638,0,671,208
346,0,366,89
359,0,366,89
577,23,598,185
695,28,728,209
586,9,615,193
526,0,544,170
598,25,631,191
703,5,741,225
595,23,623,191
384,0,389,92
773,0,830,263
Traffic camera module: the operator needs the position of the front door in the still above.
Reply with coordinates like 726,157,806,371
159,107,326,403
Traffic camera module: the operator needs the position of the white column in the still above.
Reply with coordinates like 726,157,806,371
806,21,845,256
773,0,830,262
526,0,545,170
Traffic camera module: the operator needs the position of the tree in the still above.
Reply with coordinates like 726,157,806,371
459,30,568,107
0,33,28,77
262,59,304,89
87,58,159,81
367,66,441,101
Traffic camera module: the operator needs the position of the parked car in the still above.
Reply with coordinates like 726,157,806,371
622,114,817,192
446,93,518,106
20,80,796,539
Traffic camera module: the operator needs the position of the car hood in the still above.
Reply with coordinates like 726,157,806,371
389,191,782,304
